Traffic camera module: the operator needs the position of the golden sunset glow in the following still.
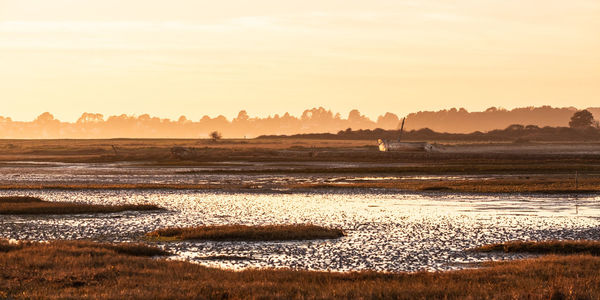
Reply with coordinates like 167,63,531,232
1,0,599,121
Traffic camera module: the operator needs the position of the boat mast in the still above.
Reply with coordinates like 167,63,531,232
398,118,405,142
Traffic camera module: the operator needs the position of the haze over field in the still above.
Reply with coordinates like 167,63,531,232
1,0,599,123
0,106,598,138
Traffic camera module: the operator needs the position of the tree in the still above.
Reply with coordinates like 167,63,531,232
235,110,249,122
505,124,524,131
76,113,104,124
209,131,222,142
34,112,56,123
376,112,400,129
569,110,595,129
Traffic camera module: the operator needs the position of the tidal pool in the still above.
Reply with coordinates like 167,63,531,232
1,189,599,272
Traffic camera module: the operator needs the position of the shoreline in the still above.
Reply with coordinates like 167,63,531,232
0,177,596,194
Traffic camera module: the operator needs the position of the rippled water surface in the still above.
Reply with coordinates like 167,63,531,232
2,189,600,272
0,161,551,187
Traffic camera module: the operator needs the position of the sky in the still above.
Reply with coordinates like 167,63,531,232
1,0,599,122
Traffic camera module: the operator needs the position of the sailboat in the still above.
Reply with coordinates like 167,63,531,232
377,118,435,152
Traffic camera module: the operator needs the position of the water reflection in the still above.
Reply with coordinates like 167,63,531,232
1,189,599,272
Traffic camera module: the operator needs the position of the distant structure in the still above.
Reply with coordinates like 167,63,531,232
377,118,435,152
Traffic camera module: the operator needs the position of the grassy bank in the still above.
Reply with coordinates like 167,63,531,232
0,196,162,215
146,224,345,241
0,239,169,256
2,139,600,167
473,240,600,256
1,176,598,194
292,176,600,193
1,239,599,299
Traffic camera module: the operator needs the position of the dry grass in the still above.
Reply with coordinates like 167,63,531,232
2,139,600,169
0,196,45,203
0,196,162,215
178,164,600,174
290,176,600,193
1,176,598,194
0,239,169,256
1,239,600,299
473,240,600,256
0,183,217,190
146,224,345,241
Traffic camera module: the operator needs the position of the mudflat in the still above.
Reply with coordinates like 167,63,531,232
0,139,598,193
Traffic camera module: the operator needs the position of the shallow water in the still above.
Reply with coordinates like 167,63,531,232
1,189,599,272
0,161,559,187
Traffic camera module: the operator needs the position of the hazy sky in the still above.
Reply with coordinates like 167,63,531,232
1,0,599,121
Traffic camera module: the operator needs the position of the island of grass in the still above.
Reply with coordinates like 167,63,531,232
0,196,163,215
0,239,169,256
146,224,345,241
472,240,600,256
1,238,600,299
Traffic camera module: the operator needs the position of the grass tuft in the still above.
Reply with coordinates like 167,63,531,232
0,196,45,203
0,239,28,252
473,240,600,255
0,239,169,256
146,224,345,241
69,241,170,257
0,196,163,215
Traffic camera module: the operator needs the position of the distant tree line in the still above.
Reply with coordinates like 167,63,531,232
0,107,598,139
259,110,600,142
0,108,398,139
404,106,600,133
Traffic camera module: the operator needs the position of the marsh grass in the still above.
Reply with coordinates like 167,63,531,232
0,196,162,215
0,239,168,256
1,239,600,299
473,240,600,256
0,196,45,203
146,224,345,241
291,177,600,193
0,239,25,252
1,176,598,194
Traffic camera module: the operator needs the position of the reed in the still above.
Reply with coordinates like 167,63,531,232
0,196,162,215
1,176,598,193
473,240,600,255
147,224,345,241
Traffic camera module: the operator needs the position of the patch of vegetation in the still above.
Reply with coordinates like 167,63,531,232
146,224,345,241
0,196,163,215
1,174,598,194
259,123,600,142
197,255,254,261
0,239,169,257
0,239,26,252
1,239,600,299
0,196,45,203
473,240,600,255
290,176,600,194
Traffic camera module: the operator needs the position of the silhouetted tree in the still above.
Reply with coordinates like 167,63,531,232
235,110,249,122
569,110,595,129
76,113,104,124
209,131,222,142
34,112,57,123
376,112,400,129
505,124,524,131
